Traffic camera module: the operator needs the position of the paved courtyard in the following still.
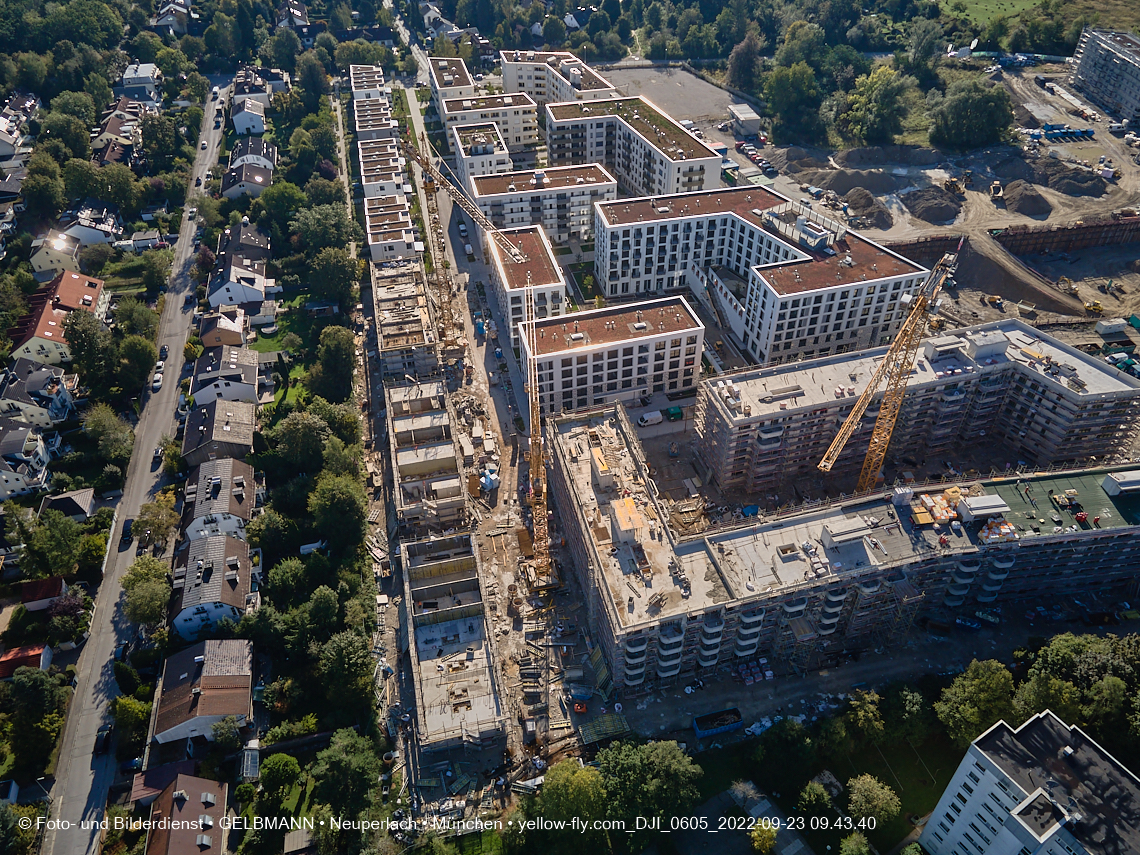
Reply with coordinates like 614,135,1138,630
602,65,737,124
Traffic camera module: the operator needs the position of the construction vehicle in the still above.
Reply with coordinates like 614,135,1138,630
1086,301,1104,314
818,244,962,492
943,177,963,194
1057,276,1078,294
990,181,1004,200
986,295,1004,307
928,317,946,331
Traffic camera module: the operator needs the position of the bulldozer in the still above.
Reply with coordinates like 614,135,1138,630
943,177,963,194
929,317,947,331
1085,300,1104,313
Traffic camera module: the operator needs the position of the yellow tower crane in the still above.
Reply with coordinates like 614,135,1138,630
401,131,553,589
818,245,962,492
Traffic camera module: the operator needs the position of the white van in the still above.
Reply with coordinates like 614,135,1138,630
637,410,663,427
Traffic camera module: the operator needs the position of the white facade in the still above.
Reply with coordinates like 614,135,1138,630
920,711,1140,855
546,96,720,197
364,195,416,262
191,346,259,404
208,259,272,308
358,139,406,198
429,57,475,113
442,93,538,151
1070,28,1140,125
232,100,266,136
0,420,51,499
520,296,704,414
500,50,620,105
487,225,567,348
348,64,387,101
353,98,399,141
30,232,81,276
472,164,616,244
453,123,512,193
593,186,928,364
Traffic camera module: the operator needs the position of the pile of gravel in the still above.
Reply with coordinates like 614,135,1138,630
835,146,941,167
1003,180,1053,217
994,155,1107,197
843,187,894,229
901,186,962,224
801,168,900,195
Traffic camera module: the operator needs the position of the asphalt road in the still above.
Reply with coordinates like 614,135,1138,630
43,80,232,855
384,0,429,86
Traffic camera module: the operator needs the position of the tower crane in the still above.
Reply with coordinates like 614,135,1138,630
401,130,554,589
818,243,962,492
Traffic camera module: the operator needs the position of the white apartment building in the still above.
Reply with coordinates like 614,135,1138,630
520,296,704,414
348,64,387,101
428,57,475,114
472,164,616,244
500,49,620,105
442,93,538,151
364,195,417,262
546,96,720,197
920,711,1140,855
453,123,512,193
593,186,928,364
487,225,567,348
358,139,407,198
1070,28,1140,125
353,98,399,141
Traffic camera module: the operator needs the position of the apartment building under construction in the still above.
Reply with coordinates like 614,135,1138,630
695,319,1140,496
550,403,1140,693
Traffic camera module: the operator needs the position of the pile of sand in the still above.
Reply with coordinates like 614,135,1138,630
994,156,1036,182
843,187,893,230
782,156,831,174
901,186,962,224
835,146,941,167
994,155,1107,197
1003,180,1053,217
800,168,900,195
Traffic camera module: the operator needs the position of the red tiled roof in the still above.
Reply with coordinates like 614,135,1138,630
21,576,64,603
0,644,46,678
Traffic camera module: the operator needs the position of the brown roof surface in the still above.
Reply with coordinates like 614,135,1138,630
156,640,252,737
173,535,251,614
546,96,717,160
472,164,614,197
527,296,702,356
130,760,196,805
185,458,255,522
430,57,472,90
0,644,46,678
453,122,507,155
10,270,105,349
443,92,536,114
146,774,226,855
21,576,64,602
489,226,564,291
760,230,923,296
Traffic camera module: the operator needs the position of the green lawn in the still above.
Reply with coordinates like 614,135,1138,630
955,0,1041,23
100,255,148,293
280,773,317,816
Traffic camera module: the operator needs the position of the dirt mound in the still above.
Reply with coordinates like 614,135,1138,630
1003,180,1053,217
785,146,807,161
1013,103,1040,129
783,156,831,174
994,156,1036,181
800,169,900,196
1034,158,1108,197
835,146,941,167
843,187,893,229
901,186,962,224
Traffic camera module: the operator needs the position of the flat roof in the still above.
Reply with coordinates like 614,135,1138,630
597,185,926,297
524,295,702,357
429,57,472,90
348,64,385,91
500,49,616,91
452,122,508,157
472,163,614,197
443,92,537,114
1085,29,1140,61
488,226,565,291
546,96,718,161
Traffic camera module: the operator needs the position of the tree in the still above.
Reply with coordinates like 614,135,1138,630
291,205,361,255
798,781,831,818
84,403,134,465
141,249,174,294
749,824,777,854
136,493,180,547
141,114,181,171
308,398,362,445
0,803,38,855
113,695,152,747
187,72,210,104
261,181,308,234
544,16,567,46
311,728,381,817
817,715,853,756
935,659,1015,747
212,715,242,752
261,753,302,803
266,28,303,73
842,67,911,143
885,686,933,744
119,335,159,391
763,62,822,141
308,585,340,639
51,91,96,124
928,78,1013,150
40,113,91,160
1013,671,1082,725
310,248,362,308
839,832,872,855
1084,674,1129,739
307,326,356,403
296,50,330,112
21,174,66,220
597,741,702,849
65,309,115,386
727,33,763,91
309,473,367,547
533,760,608,854
323,436,360,477
757,717,815,791
22,510,81,578
115,297,160,339
63,158,101,202
900,845,924,855
909,18,944,70
775,21,826,69
304,177,346,207
272,411,329,473
846,774,900,824
122,556,171,626
845,689,885,745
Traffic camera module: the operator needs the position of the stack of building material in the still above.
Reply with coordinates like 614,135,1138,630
979,518,1020,544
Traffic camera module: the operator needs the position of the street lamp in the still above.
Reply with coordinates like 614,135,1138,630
36,776,53,804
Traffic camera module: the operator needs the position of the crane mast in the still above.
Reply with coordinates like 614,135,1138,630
818,247,961,493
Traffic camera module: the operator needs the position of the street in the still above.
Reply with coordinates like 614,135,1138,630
42,79,232,855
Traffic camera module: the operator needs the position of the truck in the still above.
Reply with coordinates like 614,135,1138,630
693,707,744,739
637,410,663,427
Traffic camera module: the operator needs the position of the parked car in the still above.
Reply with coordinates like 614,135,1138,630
152,373,163,391
95,723,112,754
201,140,208,149
120,757,143,773
159,345,169,360
114,643,128,661
121,519,134,543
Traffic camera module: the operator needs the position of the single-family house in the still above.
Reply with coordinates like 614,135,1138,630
59,199,124,246
0,359,79,426
182,458,258,542
91,115,139,151
38,487,96,521
217,222,271,262
30,231,81,277
231,99,265,136
152,639,253,743
143,775,227,855
181,400,255,467
131,230,162,251
171,535,256,639
208,257,270,308
129,760,197,807
199,306,246,348
220,164,271,200
232,68,273,109
119,64,164,105
191,346,259,404
277,0,309,27
229,137,277,172
0,418,52,499
9,270,109,366
0,643,52,679
149,0,192,35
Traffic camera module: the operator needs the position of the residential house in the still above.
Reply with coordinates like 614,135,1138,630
0,644,51,679
143,775,227,855
129,760,196,807
10,270,109,366
0,418,53,499
208,257,272,308
131,230,162,251
102,96,148,124
277,0,309,27
38,487,96,520
0,359,78,426
91,114,139,151
244,300,277,327
59,199,124,246
21,576,68,611
232,67,273,108
199,306,246,348
149,0,192,35
171,535,256,639
181,400,255,467
93,141,133,168
231,99,266,136
182,458,258,542
191,346,259,404
0,168,23,204
119,64,164,105
152,639,253,743
294,22,327,48
141,201,168,222
217,222,271,262
221,164,272,200
261,68,292,94
29,231,82,277
333,25,395,46
229,137,277,172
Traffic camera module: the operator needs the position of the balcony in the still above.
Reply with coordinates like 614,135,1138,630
976,591,999,603
958,560,982,572
944,594,966,607
737,622,762,638
982,580,1005,593
624,672,646,686
783,598,808,615
820,611,841,625
625,660,646,675
993,556,1015,570
658,646,683,663
624,648,647,663
697,651,719,667
659,629,684,649
657,663,682,678
818,623,838,636
826,588,849,603
952,570,977,586
625,636,648,653
856,580,881,596
947,583,972,597
988,567,1010,582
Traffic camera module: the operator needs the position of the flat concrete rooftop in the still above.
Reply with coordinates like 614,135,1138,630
546,96,718,161
472,163,614,198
